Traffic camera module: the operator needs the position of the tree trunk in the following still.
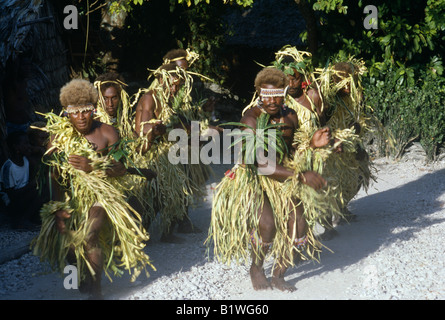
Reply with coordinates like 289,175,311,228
295,0,318,54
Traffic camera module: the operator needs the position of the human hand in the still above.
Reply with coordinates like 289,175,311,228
107,161,127,177
68,155,93,173
55,209,71,234
298,171,327,190
146,121,166,140
310,127,331,148
152,121,166,137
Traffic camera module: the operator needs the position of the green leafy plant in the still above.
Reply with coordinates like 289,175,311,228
221,113,288,166
364,69,445,161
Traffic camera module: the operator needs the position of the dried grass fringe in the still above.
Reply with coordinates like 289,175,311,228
31,113,155,284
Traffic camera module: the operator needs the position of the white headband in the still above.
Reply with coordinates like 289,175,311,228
65,104,95,114
260,87,286,98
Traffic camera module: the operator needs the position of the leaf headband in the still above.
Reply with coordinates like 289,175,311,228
274,46,313,76
162,48,199,66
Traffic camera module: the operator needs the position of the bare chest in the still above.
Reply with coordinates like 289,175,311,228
83,130,109,154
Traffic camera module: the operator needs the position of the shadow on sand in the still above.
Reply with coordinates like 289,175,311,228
282,167,445,286
79,166,445,299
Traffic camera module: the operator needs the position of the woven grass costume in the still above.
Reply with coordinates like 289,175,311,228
209,69,339,273
274,46,342,225
132,63,211,233
274,46,322,131
94,74,157,228
316,57,375,209
32,80,154,290
274,47,373,219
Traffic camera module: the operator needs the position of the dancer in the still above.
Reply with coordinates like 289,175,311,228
94,72,157,228
317,57,375,221
209,68,336,291
32,79,154,299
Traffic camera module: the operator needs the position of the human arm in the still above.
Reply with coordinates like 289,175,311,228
242,111,327,190
134,93,166,153
134,92,166,138
126,167,157,180
67,124,125,177
306,88,326,126
102,124,131,177
101,124,157,179
309,127,331,149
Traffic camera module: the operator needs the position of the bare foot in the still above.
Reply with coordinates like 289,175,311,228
250,264,272,290
271,276,296,292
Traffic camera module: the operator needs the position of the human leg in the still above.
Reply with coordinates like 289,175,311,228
250,195,275,290
82,205,107,299
271,198,306,292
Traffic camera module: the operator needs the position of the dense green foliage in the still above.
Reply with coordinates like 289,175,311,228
103,0,236,83
313,0,444,85
293,0,445,160
364,71,445,161
313,0,445,160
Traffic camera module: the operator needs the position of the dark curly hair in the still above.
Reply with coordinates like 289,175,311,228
95,72,125,95
163,49,187,62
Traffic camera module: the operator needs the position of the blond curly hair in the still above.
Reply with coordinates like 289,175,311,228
59,79,98,107
254,68,288,93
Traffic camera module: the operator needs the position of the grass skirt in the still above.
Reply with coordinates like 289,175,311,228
31,113,154,284
208,162,340,270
